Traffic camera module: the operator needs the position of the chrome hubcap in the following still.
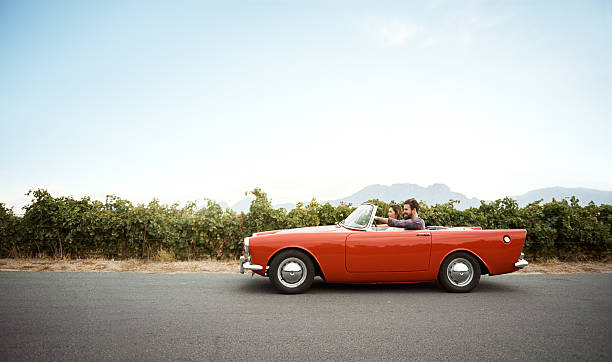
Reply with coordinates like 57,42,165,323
447,258,474,287
278,258,306,288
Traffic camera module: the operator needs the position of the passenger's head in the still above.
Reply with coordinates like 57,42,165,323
388,204,403,220
403,198,419,219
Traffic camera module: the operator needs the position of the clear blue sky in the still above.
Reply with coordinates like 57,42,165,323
1,0,610,210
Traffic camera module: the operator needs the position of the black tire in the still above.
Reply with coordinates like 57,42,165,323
438,252,481,293
269,249,315,294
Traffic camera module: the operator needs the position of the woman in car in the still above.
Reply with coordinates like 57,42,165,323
384,204,404,231
388,204,402,220
375,204,404,231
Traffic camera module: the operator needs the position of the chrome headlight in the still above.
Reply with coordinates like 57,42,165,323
243,237,250,255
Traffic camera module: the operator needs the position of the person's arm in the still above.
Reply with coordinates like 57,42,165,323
388,218,424,230
373,216,389,225
374,223,389,230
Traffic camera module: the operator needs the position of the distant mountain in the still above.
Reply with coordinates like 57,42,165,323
512,187,612,206
231,195,255,213
216,184,612,213
196,198,230,211
218,200,230,210
273,202,298,211
212,196,295,214
329,183,481,210
329,183,612,210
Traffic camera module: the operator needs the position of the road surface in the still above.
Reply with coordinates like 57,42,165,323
1,272,611,361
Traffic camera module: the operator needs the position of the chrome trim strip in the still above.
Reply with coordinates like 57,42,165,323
515,259,528,269
243,237,250,255
366,204,378,231
340,203,379,231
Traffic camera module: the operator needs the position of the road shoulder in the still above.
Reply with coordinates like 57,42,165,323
1,258,611,274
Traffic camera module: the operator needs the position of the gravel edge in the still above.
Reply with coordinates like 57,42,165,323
1,258,611,274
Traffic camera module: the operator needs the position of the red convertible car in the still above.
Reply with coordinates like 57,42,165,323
240,203,528,293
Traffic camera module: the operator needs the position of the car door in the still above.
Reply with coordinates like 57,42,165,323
345,230,432,272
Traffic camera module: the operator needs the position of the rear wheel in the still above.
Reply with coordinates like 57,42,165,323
269,250,315,294
438,252,481,293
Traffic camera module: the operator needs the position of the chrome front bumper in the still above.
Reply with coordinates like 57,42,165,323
515,253,528,269
240,256,263,274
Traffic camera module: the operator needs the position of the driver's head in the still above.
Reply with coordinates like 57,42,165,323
403,198,419,219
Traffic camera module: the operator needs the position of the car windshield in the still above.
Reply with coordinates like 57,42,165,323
341,204,375,230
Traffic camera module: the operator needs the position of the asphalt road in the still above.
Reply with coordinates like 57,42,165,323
1,271,611,362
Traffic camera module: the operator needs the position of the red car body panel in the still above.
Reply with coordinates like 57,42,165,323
248,225,526,283
346,232,431,272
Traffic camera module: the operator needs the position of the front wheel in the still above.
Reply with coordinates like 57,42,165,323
269,250,315,294
438,252,481,293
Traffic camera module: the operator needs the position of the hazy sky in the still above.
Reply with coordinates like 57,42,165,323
1,0,610,211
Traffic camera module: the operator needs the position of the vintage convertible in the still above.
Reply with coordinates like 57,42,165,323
240,202,528,293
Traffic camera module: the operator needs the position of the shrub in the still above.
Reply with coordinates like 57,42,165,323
1,188,610,260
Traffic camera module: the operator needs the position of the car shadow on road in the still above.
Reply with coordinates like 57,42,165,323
237,275,522,295
475,276,522,293
310,279,441,294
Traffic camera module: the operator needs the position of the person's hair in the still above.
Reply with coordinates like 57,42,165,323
404,198,419,212
389,204,403,219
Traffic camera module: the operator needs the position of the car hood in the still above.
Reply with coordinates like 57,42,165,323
254,225,346,236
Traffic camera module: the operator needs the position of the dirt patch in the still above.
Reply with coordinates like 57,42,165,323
0,258,610,274
0,258,239,274
515,260,612,274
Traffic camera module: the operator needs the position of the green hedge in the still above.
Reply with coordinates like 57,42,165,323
1,188,610,260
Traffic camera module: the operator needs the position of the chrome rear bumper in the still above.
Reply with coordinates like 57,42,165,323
240,256,263,274
515,259,528,268
515,253,528,269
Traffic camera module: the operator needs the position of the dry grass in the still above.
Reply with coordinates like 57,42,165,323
0,258,610,275
153,248,177,262
515,259,612,274
0,258,239,274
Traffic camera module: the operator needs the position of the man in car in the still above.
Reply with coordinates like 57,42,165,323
373,198,425,230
